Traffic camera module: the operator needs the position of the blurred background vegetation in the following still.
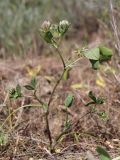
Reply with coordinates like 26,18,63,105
0,0,120,57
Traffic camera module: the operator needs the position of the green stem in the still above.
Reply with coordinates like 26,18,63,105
56,48,66,68
34,90,44,105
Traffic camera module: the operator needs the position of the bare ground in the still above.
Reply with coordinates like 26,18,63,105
0,54,120,160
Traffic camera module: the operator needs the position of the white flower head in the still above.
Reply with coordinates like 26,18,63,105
59,20,70,28
41,20,51,31
59,20,70,36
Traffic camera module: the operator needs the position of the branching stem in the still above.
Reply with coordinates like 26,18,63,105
44,47,66,151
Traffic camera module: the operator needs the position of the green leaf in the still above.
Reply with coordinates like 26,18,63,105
99,46,112,62
30,77,37,89
24,85,34,90
84,47,100,69
98,111,108,120
44,31,53,43
96,146,111,160
63,68,71,80
24,77,37,90
84,47,100,60
87,91,105,106
84,46,112,70
96,97,104,104
90,60,100,70
64,94,74,108
0,131,8,146
88,91,97,102
16,84,21,96
86,92,105,107
9,84,22,99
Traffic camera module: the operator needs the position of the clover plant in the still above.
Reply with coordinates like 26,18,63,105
3,20,113,153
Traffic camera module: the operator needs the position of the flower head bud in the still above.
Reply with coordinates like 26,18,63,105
41,20,51,32
59,20,70,36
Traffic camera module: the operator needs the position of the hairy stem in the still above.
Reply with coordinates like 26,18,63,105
45,48,66,151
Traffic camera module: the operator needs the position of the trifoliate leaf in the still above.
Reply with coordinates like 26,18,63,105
9,84,22,99
83,46,112,70
84,47,100,60
64,94,74,108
